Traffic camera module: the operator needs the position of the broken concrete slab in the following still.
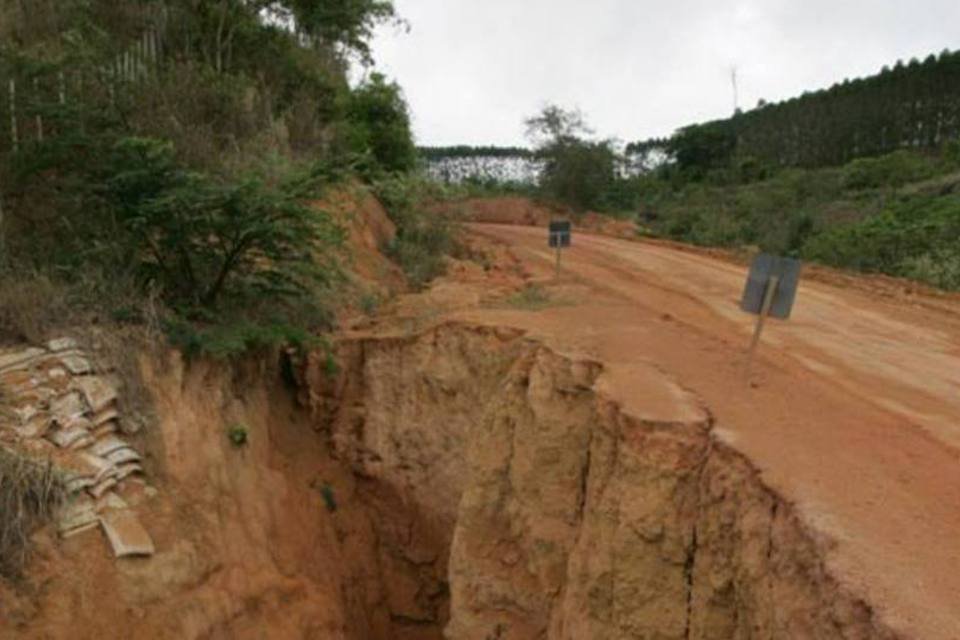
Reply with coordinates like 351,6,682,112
72,376,118,414
59,355,92,375
48,425,93,449
90,477,118,499
91,407,119,427
47,338,79,353
90,435,130,458
97,492,129,512
76,452,117,484
105,447,141,466
115,463,143,481
17,415,52,439
0,348,47,374
46,367,68,381
69,433,95,450
65,474,96,494
58,498,99,538
92,422,118,439
99,510,155,558
50,392,86,425
12,404,40,425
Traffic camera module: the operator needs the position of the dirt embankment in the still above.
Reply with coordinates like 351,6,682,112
312,323,897,640
0,194,916,639
443,196,638,240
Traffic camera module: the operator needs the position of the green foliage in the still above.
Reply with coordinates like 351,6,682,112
804,195,960,277
346,73,416,174
525,105,618,211
944,138,960,165
841,151,942,190
900,250,960,290
629,48,960,170
282,0,399,64
638,146,960,290
359,291,381,315
106,137,343,311
323,349,340,377
227,423,249,448
0,0,413,351
165,318,322,360
320,483,337,512
666,122,737,179
374,175,456,289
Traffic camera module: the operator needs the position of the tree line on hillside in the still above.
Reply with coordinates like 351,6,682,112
419,145,533,160
634,49,960,177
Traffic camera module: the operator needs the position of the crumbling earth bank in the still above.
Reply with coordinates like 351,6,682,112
2,323,897,639
314,323,898,640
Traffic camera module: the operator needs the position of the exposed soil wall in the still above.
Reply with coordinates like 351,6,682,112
3,321,898,639
312,322,898,640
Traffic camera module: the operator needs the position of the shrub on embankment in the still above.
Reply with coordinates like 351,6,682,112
0,0,445,355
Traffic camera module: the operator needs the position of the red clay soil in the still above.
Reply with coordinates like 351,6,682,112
445,196,638,239
457,223,960,640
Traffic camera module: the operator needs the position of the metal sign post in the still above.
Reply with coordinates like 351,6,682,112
745,274,780,373
740,254,802,381
548,221,571,279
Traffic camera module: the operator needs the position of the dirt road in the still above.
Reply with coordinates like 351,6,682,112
461,223,960,640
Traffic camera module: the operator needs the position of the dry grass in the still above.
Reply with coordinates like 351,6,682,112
0,448,65,580
506,284,554,311
0,273,72,345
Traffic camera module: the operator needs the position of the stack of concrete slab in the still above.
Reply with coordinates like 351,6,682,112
0,338,154,557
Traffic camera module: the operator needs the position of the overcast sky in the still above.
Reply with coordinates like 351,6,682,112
359,0,960,147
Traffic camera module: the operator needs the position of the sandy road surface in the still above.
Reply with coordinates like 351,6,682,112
462,223,960,640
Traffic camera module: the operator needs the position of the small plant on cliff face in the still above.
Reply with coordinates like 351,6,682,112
359,291,381,315
320,483,338,513
374,175,458,290
323,350,340,378
227,424,249,448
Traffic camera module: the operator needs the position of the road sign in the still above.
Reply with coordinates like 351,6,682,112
740,253,803,381
548,220,572,278
741,254,802,319
548,220,572,248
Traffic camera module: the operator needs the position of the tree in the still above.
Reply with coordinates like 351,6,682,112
525,105,617,211
347,72,416,173
666,122,737,179
524,105,592,147
106,137,342,311
284,0,400,63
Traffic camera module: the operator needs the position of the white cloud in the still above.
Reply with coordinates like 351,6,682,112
365,0,960,146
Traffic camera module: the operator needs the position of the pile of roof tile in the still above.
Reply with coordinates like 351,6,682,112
0,338,154,557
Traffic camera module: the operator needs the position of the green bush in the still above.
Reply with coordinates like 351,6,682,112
900,250,960,290
842,150,940,190
0,1,411,355
803,195,960,285
164,318,322,360
227,423,249,448
346,73,417,175
374,175,456,289
106,137,343,311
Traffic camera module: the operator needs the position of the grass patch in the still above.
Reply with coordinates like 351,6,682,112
0,449,66,580
374,175,459,290
506,284,553,310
